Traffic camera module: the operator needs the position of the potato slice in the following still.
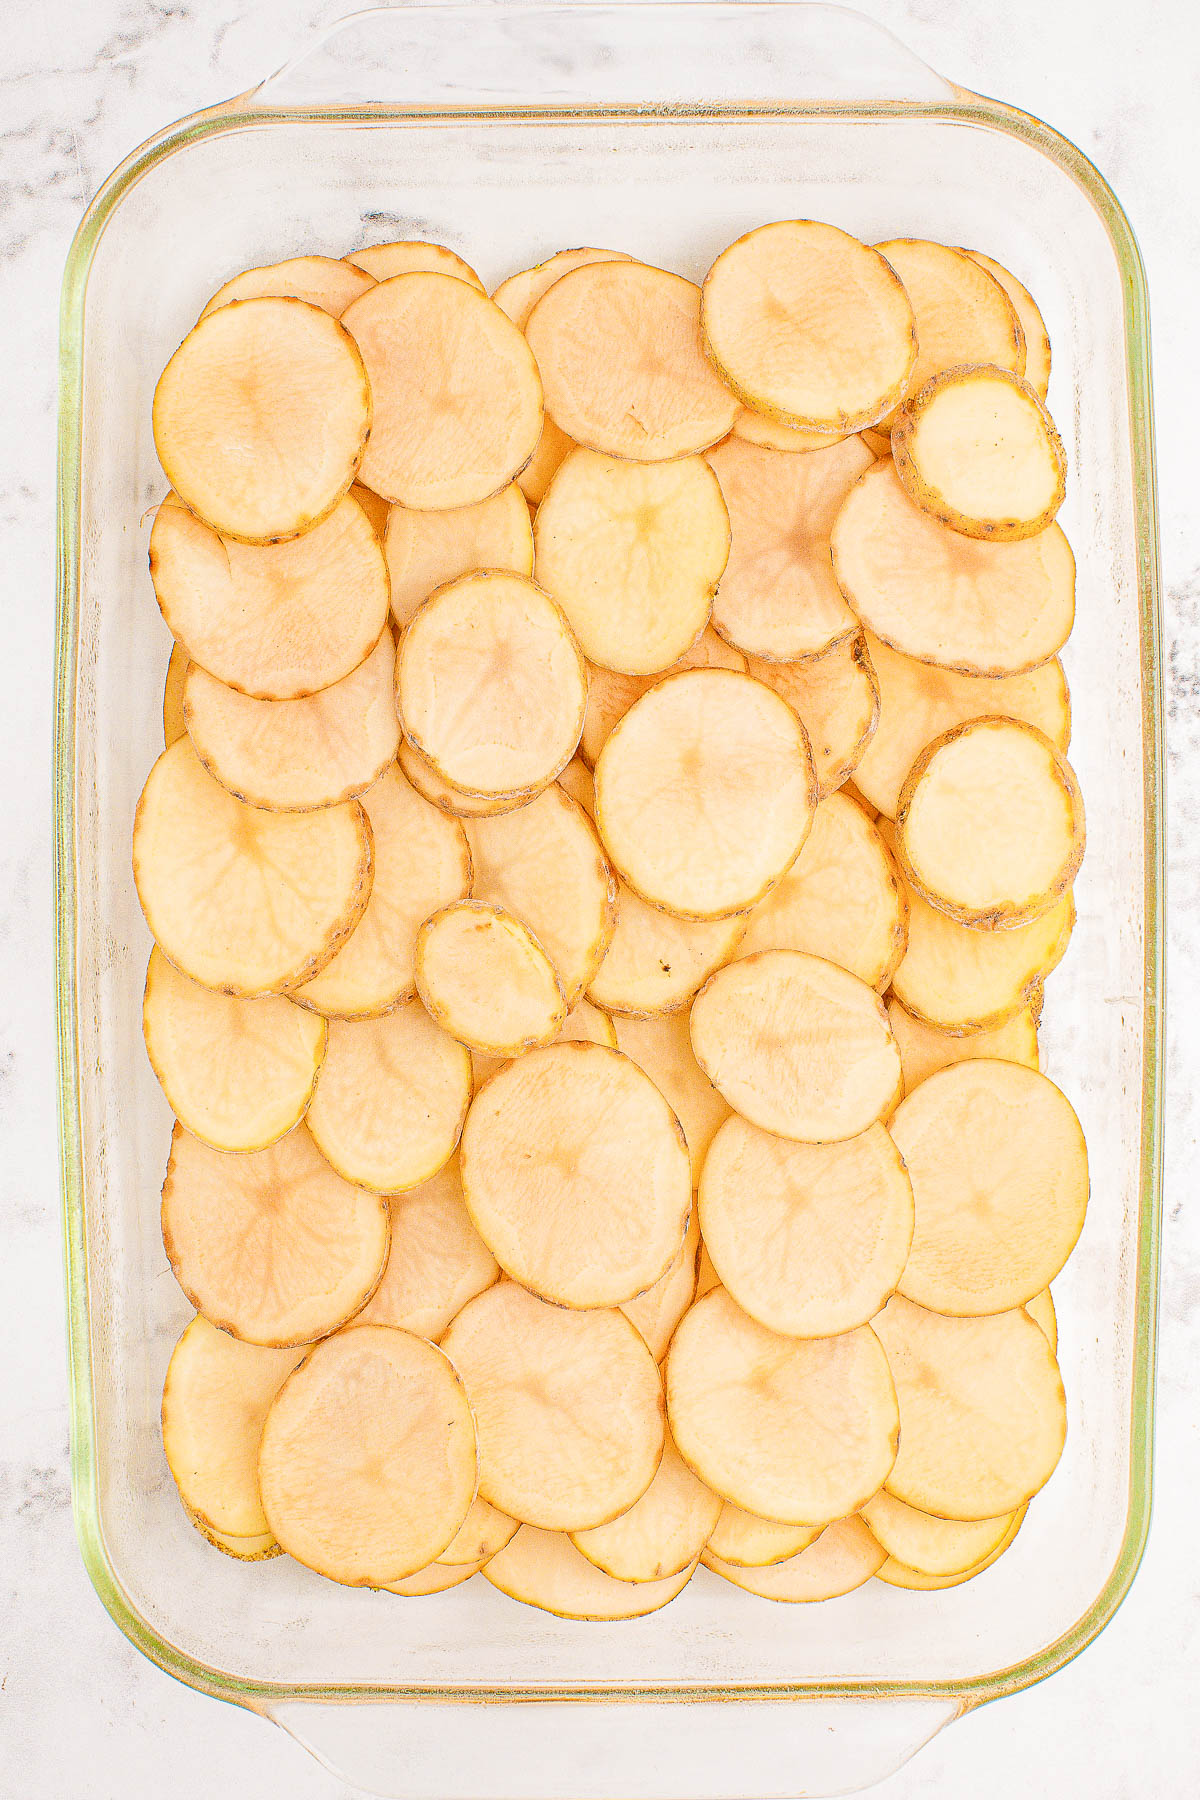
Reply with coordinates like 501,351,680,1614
704,436,871,660
383,1557,487,1596
872,239,1024,430
594,670,815,919
149,489,390,699
745,634,880,800
161,1123,388,1345
891,881,1073,1033
459,1042,691,1308
706,1504,821,1569
859,428,892,458
860,1488,1018,1577
436,1495,519,1566
182,626,399,811
875,1508,1025,1589
701,221,916,432
587,883,747,1017
888,996,1038,1093
699,1117,913,1337
162,1315,306,1537
873,1295,1066,1519
580,629,746,766
398,741,536,818
416,901,567,1056
484,1525,694,1618
667,1289,898,1524
493,246,634,329
341,273,542,507
571,1434,721,1582
191,1521,281,1561
133,740,372,996
350,481,390,539
199,255,375,320
153,298,370,543
690,951,901,1142
612,1013,729,1187
384,484,534,631
163,643,188,746
1026,1287,1058,1354
344,241,484,287
703,1515,885,1601
963,250,1051,400
517,414,575,508
620,1214,700,1361
306,1000,472,1192
526,261,738,461
398,572,586,797
441,1282,664,1530
258,1325,477,1585
143,947,326,1151
831,460,1075,676
732,409,847,453
354,1159,499,1338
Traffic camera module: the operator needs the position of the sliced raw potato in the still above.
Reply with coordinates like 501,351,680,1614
842,779,879,818
383,1557,487,1596
830,459,1075,676
143,947,326,1151
182,626,399,811
695,1243,721,1299
459,1042,691,1308
161,1123,388,1345
133,740,372,996
341,273,542,507
398,572,586,797
441,1282,664,1530
888,996,1038,1093
891,883,1074,1033
199,255,375,320
258,1325,477,1584
436,1496,519,1567
163,643,188,746
149,489,390,699
746,634,880,800
518,414,575,508
964,250,1051,400
344,241,484,288
594,670,815,919
860,1488,1018,1577
162,1315,306,1537
587,884,747,1017
485,1526,694,1619
384,484,533,630
704,436,871,660
707,1504,821,1569
526,261,738,461
1026,1287,1058,1354
152,298,370,542
872,239,1024,430
703,1516,885,1601
557,756,595,816
580,629,746,766
354,1159,499,1337
732,409,847,453
666,1288,898,1523
875,1509,1024,1589
416,901,566,1055
701,221,916,432
467,995,615,1093
613,1013,729,1187
621,1214,700,1361
690,951,901,1142
493,246,634,329
571,1434,722,1582
350,481,391,539
860,428,892,458
699,1117,913,1337
398,740,535,819
191,1520,281,1561
873,1294,1066,1518
895,718,1084,929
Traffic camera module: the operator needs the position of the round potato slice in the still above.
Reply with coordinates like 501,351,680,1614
526,261,738,461
667,1289,898,1524
161,1123,389,1345
872,239,1024,430
701,221,916,432
888,996,1038,1094
620,1214,700,1361
703,1515,885,1601
892,881,1073,1033
354,1159,499,1338
485,1525,694,1618
860,1488,1018,1578
467,995,617,1093
831,460,1075,676
459,1042,691,1308
587,883,747,1017
436,1496,519,1567
384,484,534,631
745,634,880,800
416,901,566,1056
383,1557,487,1596
580,629,746,766
873,1294,1066,1519
571,1434,721,1583
699,1117,913,1337
732,409,847,453
441,1282,664,1530
398,572,586,798
612,1013,729,1188
133,740,372,996
704,436,871,661
344,241,484,287
1026,1287,1058,1354
963,250,1051,400
398,741,536,819
259,1325,477,1585
191,1521,281,1561
875,1508,1025,1589
163,642,188,747
199,255,375,321
706,1504,821,1569
594,669,816,919
690,951,901,1142
143,947,326,1151
493,246,634,329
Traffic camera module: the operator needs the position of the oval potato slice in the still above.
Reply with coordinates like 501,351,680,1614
745,634,880,801
875,1507,1025,1589
706,1504,821,1569
703,1515,885,1601
493,246,634,329
963,250,1051,400
344,241,484,287
891,875,1073,1034
354,1159,499,1338
416,901,566,1056
612,1013,730,1188
587,883,747,1017
484,1525,694,1619
398,740,537,819
385,484,533,631
571,1434,721,1582
383,1557,488,1596
191,1521,281,1562
436,1495,519,1567
732,409,847,453
163,642,188,746
1026,1287,1058,1354
888,996,1038,1094
580,629,746,766
860,1488,1018,1577
200,255,375,321
620,1214,700,1362
872,239,1024,430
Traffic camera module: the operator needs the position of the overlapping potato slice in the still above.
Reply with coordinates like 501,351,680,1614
695,1243,721,1299
580,629,746,766
700,221,916,432
525,260,738,460
350,481,390,538
667,1289,898,1523
441,1282,664,1529
354,1159,499,1337
612,1014,730,1187
860,1488,1019,1577
704,436,871,660
398,740,535,818
745,634,880,800
964,250,1051,399
875,1507,1025,1589
888,996,1038,1092
416,901,566,1055
891,881,1073,1033
620,1214,700,1361
436,1495,519,1566
163,643,188,746
152,298,370,542
161,1123,388,1344
258,1325,477,1585
484,1525,694,1618
341,273,541,507
517,415,575,507
732,409,847,453
703,1515,885,1601
199,255,375,320
193,1523,281,1562
344,241,484,287
706,1504,820,1568
594,670,815,919
571,1434,721,1582
383,1557,487,1596
1026,1287,1058,1354
872,238,1024,430
873,1295,1066,1519
384,484,534,630
860,428,892,458
459,1042,691,1308
493,247,634,328
587,883,747,1017
133,740,373,996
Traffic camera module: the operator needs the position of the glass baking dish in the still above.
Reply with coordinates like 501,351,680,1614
54,5,1164,1794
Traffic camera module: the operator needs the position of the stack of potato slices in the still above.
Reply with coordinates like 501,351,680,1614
140,224,1086,1612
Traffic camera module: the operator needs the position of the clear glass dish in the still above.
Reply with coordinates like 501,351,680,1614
54,6,1164,1795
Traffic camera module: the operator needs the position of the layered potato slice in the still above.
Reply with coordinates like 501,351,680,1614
732,409,847,453
193,1524,281,1562
580,628,745,766
860,1488,1019,1578
385,483,533,631
350,481,391,539
344,241,485,286
703,1516,885,1601
872,238,1024,430
695,1243,721,1299
620,1214,701,1361
745,634,880,800
493,246,634,328
571,1433,721,1582
484,1525,695,1619
416,901,566,1056
1027,1287,1059,1354
612,1014,730,1188
353,1159,499,1338
163,642,188,746
398,741,536,818
517,415,574,508
888,996,1039,1093
587,882,747,1017
199,255,375,320
706,1504,820,1569
890,881,1073,1033
963,250,1051,399
436,1495,519,1567
384,1557,487,1596
875,1507,1025,1589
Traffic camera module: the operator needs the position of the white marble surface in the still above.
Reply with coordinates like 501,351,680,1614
3,0,1197,1793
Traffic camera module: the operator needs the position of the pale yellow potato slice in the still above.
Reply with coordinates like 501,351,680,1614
259,1325,477,1585
745,634,880,801
493,246,634,329
344,241,484,287
199,255,375,320
526,261,738,461
872,239,1024,430
695,1243,721,1299
593,669,815,919
860,1488,1018,1577
620,1214,700,1361
484,1525,694,1618
306,1000,472,1192
467,994,614,1093
691,951,901,1142
612,1014,729,1188
706,1504,821,1569
667,1289,897,1523
701,221,916,432
350,481,391,539
830,460,1075,676
293,763,471,1018
842,779,879,818
699,1117,913,1337
873,1295,1066,1519
398,740,536,818
703,1515,885,1601
517,414,575,507
384,484,533,630
888,996,1038,1094
416,901,566,1056
571,1434,721,1582
162,1315,307,1537
149,489,390,699
133,740,372,996
580,629,746,766
383,1557,487,1596
732,409,847,453
704,436,871,660
341,273,542,507
441,1282,664,1530
354,1159,499,1338
875,1507,1025,1588
891,882,1074,1033
963,250,1051,400
1026,1287,1058,1354
190,1520,281,1561
153,298,370,543
163,642,188,746
436,1496,519,1566
587,883,747,1017
859,428,892,458
398,572,586,797
161,1123,389,1345
459,1041,691,1308
143,947,326,1152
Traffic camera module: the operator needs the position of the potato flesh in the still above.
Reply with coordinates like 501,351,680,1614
162,642,188,746
570,1435,721,1582
860,1487,1017,1577
580,628,746,766
703,1515,885,1601
964,250,1051,400
436,1495,518,1566
895,369,1065,538
875,1508,1024,1589
587,882,747,1017
744,633,879,800
398,740,537,819
888,996,1038,1093
200,255,375,321
732,409,847,453
612,1014,730,1188
484,1525,694,1618
353,1160,499,1338
891,881,1073,1033
416,901,566,1056
385,484,533,630
706,1504,820,1568
620,1214,700,1361
344,241,484,287
493,247,634,330
872,238,1024,429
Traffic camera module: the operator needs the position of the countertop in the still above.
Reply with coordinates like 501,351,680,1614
3,0,1197,1794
